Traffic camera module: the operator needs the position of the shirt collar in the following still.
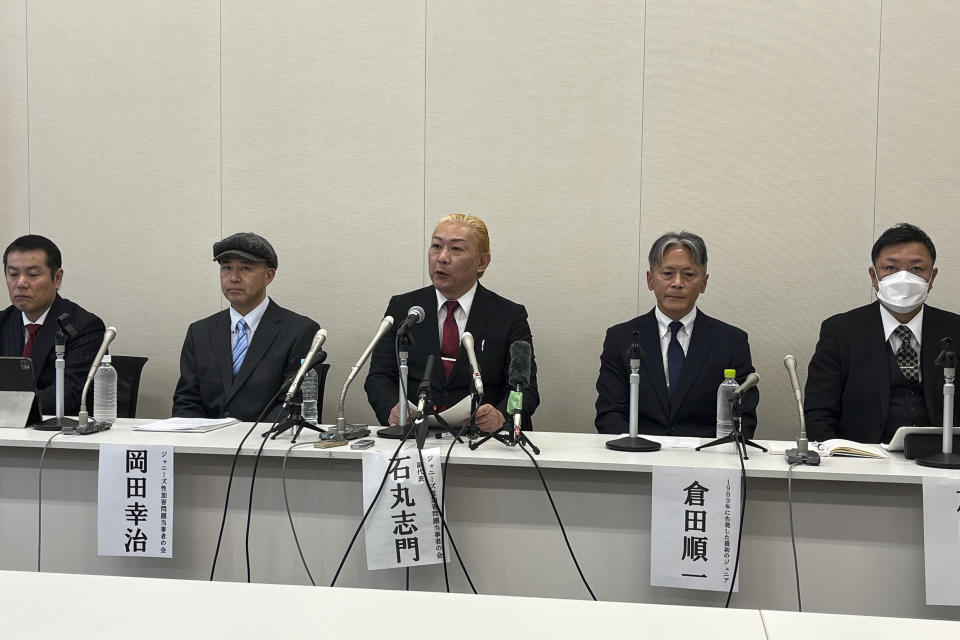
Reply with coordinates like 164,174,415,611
435,281,478,317
654,305,697,338
22,306,52,327
878,302,924,344
230,296,271,333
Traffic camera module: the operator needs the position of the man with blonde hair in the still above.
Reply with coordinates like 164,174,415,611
366,214,539,432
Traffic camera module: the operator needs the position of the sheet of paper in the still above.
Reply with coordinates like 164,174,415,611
134,418,238,432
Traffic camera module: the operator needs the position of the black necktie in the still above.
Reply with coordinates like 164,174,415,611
894,324,920,384
667,321,685,398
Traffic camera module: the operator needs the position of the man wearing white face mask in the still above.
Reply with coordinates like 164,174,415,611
805,223,960,443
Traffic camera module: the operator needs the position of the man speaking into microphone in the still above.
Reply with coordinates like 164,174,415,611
365,214,539,432
172,232,321,422
595,231,758,438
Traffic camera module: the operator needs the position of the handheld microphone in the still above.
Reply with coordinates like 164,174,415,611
730,372,760,400
783,355,819,465
336,316,394,430
507,341,533,438
284,329,328,404
397,306,425,337
461,331,483,396
77,327,118,430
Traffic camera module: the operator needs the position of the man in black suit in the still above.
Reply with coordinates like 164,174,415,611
365,213,538,432
2,235,105,415
805,223,960,444
595,231,758,438
172,232,320,423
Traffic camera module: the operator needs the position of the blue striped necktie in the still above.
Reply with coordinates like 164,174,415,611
232,319,249,378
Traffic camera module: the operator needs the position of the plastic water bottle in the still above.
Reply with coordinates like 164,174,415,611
716,369,738,440
301,359,319,425
93,354,118,424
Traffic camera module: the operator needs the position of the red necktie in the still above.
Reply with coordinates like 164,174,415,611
23,323,41,358
441,300,460,379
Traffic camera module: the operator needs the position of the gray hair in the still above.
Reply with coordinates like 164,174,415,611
648,231,708,270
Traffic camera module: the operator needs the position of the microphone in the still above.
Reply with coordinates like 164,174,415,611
397,306,425,337
335,316,394,431
507,341,533,438
783,355,819,465
415,354,435,418
284,329,328,404
77,327,118,430
730,372,760,400
461,331,483,396
628,330,644,372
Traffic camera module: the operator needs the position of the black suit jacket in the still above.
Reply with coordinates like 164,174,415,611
1,295,105,416
364,284,539,427
804,302,960,443
172,299,320,423
595,308,758,438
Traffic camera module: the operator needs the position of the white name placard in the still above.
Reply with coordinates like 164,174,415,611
97,444,173,558
922,475,960,606
651,466,740,592
363,446,445,570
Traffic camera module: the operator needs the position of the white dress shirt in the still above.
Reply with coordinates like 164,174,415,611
435,281,478,342
879,303,924,381
229,296,271,348
654,306,697,392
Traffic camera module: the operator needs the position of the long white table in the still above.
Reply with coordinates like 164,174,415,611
1,420,958,621
3,570,957,639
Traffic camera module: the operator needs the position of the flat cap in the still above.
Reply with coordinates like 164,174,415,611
212,232,278,269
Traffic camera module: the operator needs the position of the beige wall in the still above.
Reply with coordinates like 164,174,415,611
2,1,959,440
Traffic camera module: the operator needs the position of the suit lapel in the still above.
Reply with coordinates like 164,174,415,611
26,295,69,380
865,303,891,424
669,312,715,421
420,288,444,384
210,310,234,400
920,306,942,418
638,311,671,419
1,307,24,356
229,301,282,401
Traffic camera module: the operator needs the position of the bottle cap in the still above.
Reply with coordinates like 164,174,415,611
724,368,736,378
300,358,305,364
102,354,112,364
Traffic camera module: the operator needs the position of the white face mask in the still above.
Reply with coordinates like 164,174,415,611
875,270,929,314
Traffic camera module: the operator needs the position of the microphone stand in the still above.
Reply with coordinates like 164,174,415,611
266,387,324,443
33,315,79,430
606,341,661,452
697,396,767,460
917,337,960,469
468,387,540,455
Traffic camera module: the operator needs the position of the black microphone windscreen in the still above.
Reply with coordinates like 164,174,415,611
507,341,532,387
628,330,644,360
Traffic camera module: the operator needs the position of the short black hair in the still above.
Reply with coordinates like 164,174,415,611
871,223,936,265
3,235,63,274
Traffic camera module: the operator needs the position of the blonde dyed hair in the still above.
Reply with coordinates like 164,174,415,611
434,213,491,278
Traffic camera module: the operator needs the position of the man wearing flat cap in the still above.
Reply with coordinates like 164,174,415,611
172,232,321,422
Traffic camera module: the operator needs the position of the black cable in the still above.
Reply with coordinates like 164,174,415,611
787,462,802,611
415,445,477,594
282,441,318,586
405,567,410,591
243,409,288,583
439,409,476,593
209,387,287,581
724,428,749,608
37,431,63,572
329,433,409,587
517,441,597,601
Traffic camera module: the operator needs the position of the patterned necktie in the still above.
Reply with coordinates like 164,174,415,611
23,323,41,358
232,319,249,378
667,321,685,398
894,324,920,384
441,300,460,379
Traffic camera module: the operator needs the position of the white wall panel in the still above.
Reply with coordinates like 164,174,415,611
1,0,28,235
427,0,645,432
25,1,221,418
876,0,960,315
641,1,881,439
221,0,426,425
